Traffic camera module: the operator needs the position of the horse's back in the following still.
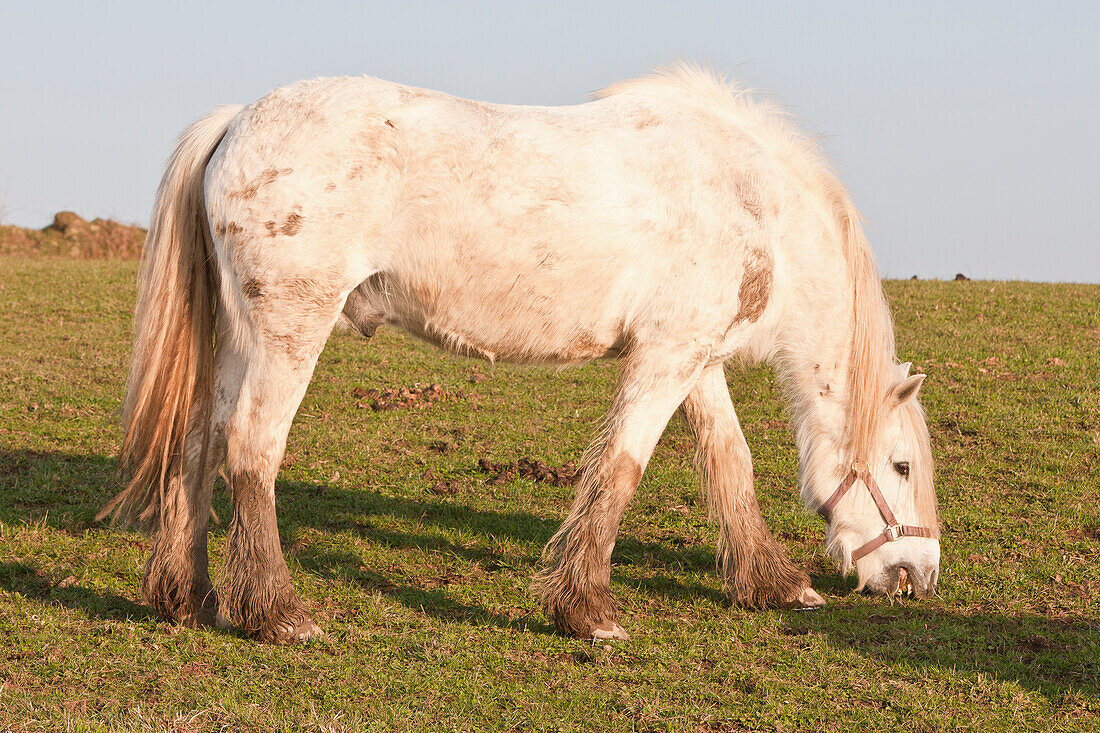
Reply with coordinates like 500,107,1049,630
204,75,786,365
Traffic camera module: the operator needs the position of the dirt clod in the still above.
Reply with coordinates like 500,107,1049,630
476,457,580,487
429,480,462,495
352,384,445,410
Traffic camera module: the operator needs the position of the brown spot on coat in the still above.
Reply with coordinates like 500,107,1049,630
280,212,303,237
278,275,343,319
225,222,244,236
324,182,337,192
384,119,395,128
264,221,278,237
242,279,264,299
229,167,292,200
741,198,763,223
609,452,644,500
733,248,773,325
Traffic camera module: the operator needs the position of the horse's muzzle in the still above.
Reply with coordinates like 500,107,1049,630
864,562,938,599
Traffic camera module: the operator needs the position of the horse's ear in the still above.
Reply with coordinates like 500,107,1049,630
897,361,912,379
890,373,925,407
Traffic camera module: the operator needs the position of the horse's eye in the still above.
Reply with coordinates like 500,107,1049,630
893,461,910,479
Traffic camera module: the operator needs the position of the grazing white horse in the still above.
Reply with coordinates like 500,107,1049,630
103,65,939,643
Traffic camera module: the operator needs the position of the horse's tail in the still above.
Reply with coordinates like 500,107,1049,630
98,106,242,530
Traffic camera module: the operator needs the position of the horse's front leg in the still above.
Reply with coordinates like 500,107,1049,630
536,345,707,640
681,365,824,609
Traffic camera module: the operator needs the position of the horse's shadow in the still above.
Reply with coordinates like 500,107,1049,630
272,476,724,632
776,605,1100,698
2,448,1098,699
292,547,554,634
0,560,157,624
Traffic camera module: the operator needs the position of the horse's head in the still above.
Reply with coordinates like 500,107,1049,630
807,363,940,598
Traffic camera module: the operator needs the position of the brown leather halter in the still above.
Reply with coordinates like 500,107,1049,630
817,467,938,562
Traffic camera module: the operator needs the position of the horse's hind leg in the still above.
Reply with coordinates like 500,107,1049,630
217,281,346,643
141,311,250,628
537,345,707,640
141,403,226,628
680,365,824,609
141,318,248,627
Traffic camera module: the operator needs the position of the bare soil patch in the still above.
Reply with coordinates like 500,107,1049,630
477,456,581,487
352,383,446,410
0,212,145,258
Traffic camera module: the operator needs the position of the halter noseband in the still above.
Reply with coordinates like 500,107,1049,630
816,467,938,562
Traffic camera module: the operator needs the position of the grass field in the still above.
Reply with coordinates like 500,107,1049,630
1,257,1098,731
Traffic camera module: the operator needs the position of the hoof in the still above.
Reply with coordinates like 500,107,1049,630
179,609,217,629
215,611,230,629
786,586,826,611
175,595,221,629
590,622,631,642
266,617,324,644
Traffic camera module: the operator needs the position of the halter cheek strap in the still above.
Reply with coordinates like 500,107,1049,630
817,468,938,562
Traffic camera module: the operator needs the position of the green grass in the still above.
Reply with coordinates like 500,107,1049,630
0,257,1098,731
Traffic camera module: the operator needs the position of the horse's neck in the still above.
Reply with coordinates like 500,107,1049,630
779,273,860,482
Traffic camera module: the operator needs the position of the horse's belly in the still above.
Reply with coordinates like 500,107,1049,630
359,269,626,365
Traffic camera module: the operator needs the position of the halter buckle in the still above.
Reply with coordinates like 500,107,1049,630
883,524,904,542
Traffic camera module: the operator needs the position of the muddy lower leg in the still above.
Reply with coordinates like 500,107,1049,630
220,467,319,643
681,366,822,609
537,453,643,639
537,346,706,639
141,417,225,628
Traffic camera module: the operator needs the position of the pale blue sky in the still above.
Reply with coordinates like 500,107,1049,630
2,1,1097,281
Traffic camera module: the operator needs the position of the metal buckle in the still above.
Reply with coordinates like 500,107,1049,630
883,524,904,542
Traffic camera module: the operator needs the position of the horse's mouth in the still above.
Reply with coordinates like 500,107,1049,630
861,563,937,599
894,567,920,598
